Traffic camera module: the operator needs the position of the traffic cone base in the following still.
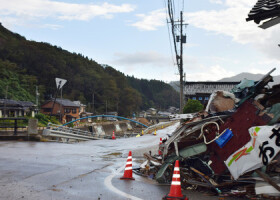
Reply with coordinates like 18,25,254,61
112,131,116,140
163,160,188,200
162,195,188,200
120,176,135,180
120,151,135,180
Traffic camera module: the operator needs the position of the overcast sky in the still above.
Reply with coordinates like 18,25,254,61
0,0,279,82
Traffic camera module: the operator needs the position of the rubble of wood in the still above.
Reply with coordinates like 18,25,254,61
135,68,280,199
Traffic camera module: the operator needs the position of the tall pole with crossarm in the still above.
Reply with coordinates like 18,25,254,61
167,0,187,113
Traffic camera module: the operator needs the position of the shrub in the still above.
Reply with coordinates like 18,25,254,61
183,99,204,114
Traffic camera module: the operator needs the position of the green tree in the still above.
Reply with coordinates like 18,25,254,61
183,99,204,113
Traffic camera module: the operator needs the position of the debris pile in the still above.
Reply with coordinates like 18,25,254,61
136,68,280,199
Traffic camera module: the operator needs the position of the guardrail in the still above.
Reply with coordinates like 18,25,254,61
43,123,102,142
143,121,177,134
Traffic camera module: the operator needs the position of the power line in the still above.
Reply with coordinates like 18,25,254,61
167,0,180,70
163,0,176,65
165,0,187,113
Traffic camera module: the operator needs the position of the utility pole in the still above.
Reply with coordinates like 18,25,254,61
35,86,39,114
4,85,8,117
179,11,184,114
59,87,63,122
105,100,107,115
92,93,95,115
167,1,187,114
50,78,67,119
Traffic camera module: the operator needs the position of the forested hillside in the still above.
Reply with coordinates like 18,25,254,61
0,23,179,116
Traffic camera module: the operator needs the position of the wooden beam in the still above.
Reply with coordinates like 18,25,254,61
255,169,280,192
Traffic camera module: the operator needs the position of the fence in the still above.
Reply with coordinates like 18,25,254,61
0,117,27,135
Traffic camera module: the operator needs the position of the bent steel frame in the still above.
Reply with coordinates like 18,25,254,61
63,115,149,128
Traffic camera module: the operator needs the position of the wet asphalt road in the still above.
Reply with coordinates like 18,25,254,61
0,123,242,200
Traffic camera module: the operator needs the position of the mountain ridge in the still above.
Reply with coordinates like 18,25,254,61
0,23,179,116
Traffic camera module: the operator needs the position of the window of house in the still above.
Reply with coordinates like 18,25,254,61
205,97,209,100
199,97,202,100
192,97,196,100
64,108,70,113
72,109,77,114
43,108,52,112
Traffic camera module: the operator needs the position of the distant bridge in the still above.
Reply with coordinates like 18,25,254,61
63,115,149,128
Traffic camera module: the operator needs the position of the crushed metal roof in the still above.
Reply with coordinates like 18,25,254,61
247,0,280,24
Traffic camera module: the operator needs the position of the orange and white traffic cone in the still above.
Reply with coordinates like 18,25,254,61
120,151,135,180
112,131,116,140
163,160,188,200
158,137,162,155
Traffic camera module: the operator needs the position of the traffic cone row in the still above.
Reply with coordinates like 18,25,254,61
120,151,135,180
119,152,188,199
163,160,188,200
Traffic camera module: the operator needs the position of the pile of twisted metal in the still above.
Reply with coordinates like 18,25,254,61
135,68,280,199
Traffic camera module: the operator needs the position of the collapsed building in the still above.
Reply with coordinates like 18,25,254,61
135,68,280,199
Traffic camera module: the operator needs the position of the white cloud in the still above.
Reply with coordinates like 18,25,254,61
130,9,166,31
105,51,181,81
248,59,280,75
186,2,267,44
186,0,280,61
113,51,172,67
185,65,235,81
0,0,135,23
40,24,63,30
209,0,223,4
248,68,267,74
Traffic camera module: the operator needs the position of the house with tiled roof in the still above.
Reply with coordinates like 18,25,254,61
0,99,35,118
184,81,240,105
40,98,79,123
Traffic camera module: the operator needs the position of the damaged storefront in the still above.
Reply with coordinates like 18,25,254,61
135,68,280,199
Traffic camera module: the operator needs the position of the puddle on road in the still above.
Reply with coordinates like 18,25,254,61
50,185,63,192
101,152,122,159
50,188,63,192
0,142,10,147
134,159,145,164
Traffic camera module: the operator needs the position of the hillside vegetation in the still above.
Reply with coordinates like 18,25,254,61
0,23,179,116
